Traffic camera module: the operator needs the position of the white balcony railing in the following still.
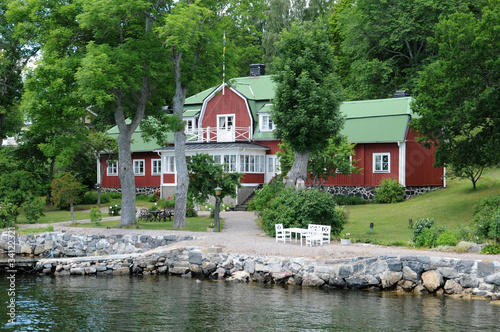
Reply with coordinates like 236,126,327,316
186,126,252,143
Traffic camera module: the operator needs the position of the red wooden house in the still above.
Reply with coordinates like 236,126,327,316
98,64,444,203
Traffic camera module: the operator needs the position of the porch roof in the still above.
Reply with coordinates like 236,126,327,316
155,142,270,153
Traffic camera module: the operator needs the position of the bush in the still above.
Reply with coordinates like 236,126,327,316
456,224,482,244
374,178,405,203
107,192,122,199
90,207,102,223
0,198,20,228
260,188,347,237
51,173,83,209
479,244,500,255
414,225,446,248
472,194,500,240
109,204,121,216
22,196,45,224
248,180,285,212
436,231,458,247
80,191,111,205
157,196,175,209
0,170,43,207
412,218,435,242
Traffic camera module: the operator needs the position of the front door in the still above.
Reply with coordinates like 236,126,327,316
265,155,281,183
217,115,235,142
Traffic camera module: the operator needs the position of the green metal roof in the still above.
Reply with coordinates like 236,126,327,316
183,109,200,117
106,121,165,152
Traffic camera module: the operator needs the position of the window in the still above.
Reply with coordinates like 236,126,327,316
133,160,145,176
267,156,280,173
152,159,162,175
165,156,175,173
185,119,194,134
107,161,118,176
218,115,234,129
336,155,353,174
373,153,390,173
239,155,265,173
260,114,274,131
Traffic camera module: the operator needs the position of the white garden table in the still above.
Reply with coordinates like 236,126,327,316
283,227,310,245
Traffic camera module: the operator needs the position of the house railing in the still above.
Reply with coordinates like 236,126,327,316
186,126,252,143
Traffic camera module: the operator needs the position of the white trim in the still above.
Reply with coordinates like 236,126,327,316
107,161,119,176
373,153,390,173
398,142,406,186
97,156,101,184
259,114,275,132
133,159,145,176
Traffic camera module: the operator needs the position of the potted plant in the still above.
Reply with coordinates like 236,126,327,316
207,223,215,232
341,233,351,245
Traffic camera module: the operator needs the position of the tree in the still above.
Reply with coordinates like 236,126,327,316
51,172,83,222
272,19,343,188
76,0,171,227
277,136,359,189
157,0,263,228
412,2,500,189
336,0,488,100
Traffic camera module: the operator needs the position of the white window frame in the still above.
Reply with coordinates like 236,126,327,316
260,114,274,132
336,155,354,174
165,156,175,173
133,159,145,176
107,161,118,176
373,153,390,173
239,154,265,173
152,159,162,176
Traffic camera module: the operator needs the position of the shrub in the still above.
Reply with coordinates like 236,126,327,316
374,178,405,203
412,218,435,242
80,191,110,205
248,180,285,212
90,207,102,223
107,192,122,199
436,231,458,247
455,241,475,253
0,198,20,228
260,188,347,237
479,244,500,255
109,204,121,216
456,224,482,244
0,170,43,207
472,194,500,240
148,205,158,212
22,196,45,224
414,225,446,248
157,196,175,209
51,173,84,209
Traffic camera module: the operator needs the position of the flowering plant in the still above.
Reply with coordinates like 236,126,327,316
208,223,215,228
109,204,121,216
341,232,351,239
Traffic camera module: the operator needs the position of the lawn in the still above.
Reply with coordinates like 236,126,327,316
344,168,500,245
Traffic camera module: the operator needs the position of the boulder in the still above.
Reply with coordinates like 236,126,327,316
422,270,443,292
380,271,403,289
302,273,325,287
444,280,463,294
228,271,250,283
484,273,500,286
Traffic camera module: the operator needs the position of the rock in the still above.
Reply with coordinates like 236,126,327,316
272,270,293,283
444,280,463,294
380,271,403,289
228,271,250,282
346,276,369,289
386,259,402,272
422,270,443,292
70,268,85,275
188,250,203,265
402,266,419,282
85,266,97,274
485,273,500,286
301,273,325,287
245,259,255,274
181,272,192,278
413,285,428,294
459,275,479,288
329,277,346,288
437,267,459,279
338,265,353,278
112,267,129,275
400,280,415,292
20,243,32,255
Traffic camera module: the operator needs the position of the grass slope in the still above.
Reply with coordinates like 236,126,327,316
345,168,500,245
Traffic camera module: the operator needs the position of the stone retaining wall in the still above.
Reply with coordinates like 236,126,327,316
24,241,500,301
0,232,194,258
326,185,441,201
102,186,159,196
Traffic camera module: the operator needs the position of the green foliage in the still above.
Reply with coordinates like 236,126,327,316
50,172,83,209
412,218,435,242
22,196,45,224
260,188,347,237
157,196,175,209
472,194,500,240
480,244,500,255
107,192,122,199
90,206,102,223
108,204,121,216
148,205,158,212
374,178,405,203
0,170,42,207
456,224,482,244
136,194,157,202
332,195,370,206
414,225,446,248
186,199,197,218
0,198,20,228
272,19,343,155
248,180,285,212
80,191,110,205
436,231,458,247
187,153,241,204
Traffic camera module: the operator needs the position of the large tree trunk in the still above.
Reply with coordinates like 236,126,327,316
285,150,310,188
46,157,56,204
117,127,136,226
172,51,189,229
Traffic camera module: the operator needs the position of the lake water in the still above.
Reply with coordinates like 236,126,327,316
2,274,500,331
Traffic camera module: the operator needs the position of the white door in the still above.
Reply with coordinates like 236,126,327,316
217,115,235,142
265,155,281,183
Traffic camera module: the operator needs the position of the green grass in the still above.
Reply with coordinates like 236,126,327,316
344,168,500,245
16,225,55,235
71,216,221,232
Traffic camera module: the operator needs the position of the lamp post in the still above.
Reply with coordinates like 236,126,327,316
214,186,222,232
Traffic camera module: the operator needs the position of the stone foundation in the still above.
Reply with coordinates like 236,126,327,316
21,244,500,301
326,185,442,201
102,186,160,196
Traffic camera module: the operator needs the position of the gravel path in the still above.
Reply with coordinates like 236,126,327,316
22,211,500,262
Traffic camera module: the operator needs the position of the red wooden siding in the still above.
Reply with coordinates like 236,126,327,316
163,173,176,184
405,130,444,186
201,89,252,137
322,143,399,187
254,140,282,155
241,173,265,184
101,152,161,188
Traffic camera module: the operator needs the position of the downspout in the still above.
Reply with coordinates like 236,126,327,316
443,165,447,188
157,150,163,199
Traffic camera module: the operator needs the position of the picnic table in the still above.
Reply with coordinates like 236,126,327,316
284,227,310,244
138,208,174,222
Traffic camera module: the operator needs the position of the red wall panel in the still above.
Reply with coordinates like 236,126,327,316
241,173,264,184
405,130,444,186
163,173,176,184
253,140,282,155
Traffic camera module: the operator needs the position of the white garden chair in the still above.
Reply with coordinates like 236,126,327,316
275,223,291,243
304,224,323,246
321,225,331,244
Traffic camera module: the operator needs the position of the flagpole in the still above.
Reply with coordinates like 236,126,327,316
223,31,226,95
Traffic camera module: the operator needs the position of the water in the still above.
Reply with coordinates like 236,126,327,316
1,274,500,331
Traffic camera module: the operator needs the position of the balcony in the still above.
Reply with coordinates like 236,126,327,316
186,126,252,143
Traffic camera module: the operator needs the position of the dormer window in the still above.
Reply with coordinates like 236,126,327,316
260,114,274,132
